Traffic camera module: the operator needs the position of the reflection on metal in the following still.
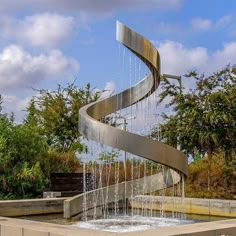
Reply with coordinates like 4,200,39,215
64,21,187,218
79,21,187,175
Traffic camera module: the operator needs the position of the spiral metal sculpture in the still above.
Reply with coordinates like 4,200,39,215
64,21,187,218
79,21,187,175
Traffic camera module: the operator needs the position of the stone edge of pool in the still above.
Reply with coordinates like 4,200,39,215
0,216,235,236
0,196,235,218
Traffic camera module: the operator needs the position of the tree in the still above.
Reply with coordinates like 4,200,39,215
24,83,101,152
0,81,100,198
0,115,49,198
151,66,236,190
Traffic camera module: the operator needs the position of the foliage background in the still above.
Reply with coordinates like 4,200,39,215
0,67,235,199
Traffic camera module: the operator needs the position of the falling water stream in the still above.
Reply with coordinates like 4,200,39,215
79,155,190,232
78,46,188,232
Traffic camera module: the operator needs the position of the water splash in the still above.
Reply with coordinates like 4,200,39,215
77,215,194,233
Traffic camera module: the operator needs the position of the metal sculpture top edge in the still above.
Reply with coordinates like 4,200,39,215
79,21,188,176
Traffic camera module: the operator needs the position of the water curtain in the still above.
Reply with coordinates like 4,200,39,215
64,21,187,219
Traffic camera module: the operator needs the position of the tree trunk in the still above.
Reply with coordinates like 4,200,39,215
207,150,212,191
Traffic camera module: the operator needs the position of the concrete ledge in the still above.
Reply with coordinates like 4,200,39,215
0,216,235,235
1,196,235,219
0,198,67,217
129,196,236,217
64,171,180,218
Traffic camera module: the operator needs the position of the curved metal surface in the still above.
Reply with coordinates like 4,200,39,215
64,21,187,218
79,21,187,175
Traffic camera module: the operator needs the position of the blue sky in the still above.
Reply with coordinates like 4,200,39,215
0,0,235,121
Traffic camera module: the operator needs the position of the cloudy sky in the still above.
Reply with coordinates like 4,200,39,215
0,0,235,121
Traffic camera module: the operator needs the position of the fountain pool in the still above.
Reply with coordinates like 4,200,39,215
15,210,232,233
76,215,194,233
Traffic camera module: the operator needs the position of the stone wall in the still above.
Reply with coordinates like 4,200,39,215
0,196,235,219
0,198,66,217
129,196,236,217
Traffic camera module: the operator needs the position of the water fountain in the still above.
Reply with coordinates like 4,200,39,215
63,21,189,232
0,21,235,236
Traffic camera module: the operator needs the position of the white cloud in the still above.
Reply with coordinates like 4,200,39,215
215,15,232,28
0,45,80,91
0,13,75,48
2,94,29,112
156,40,208,75
104,81,116,93
1,94,31,122
0,0,30,12
211,42,236,70
191,15,235,32
155,40,236,76
100,81,116,99
191,18,212,31
0,0,183,13
42,0,183,12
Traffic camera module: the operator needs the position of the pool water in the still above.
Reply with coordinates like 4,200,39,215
16,211,230,233
76,215,195,232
